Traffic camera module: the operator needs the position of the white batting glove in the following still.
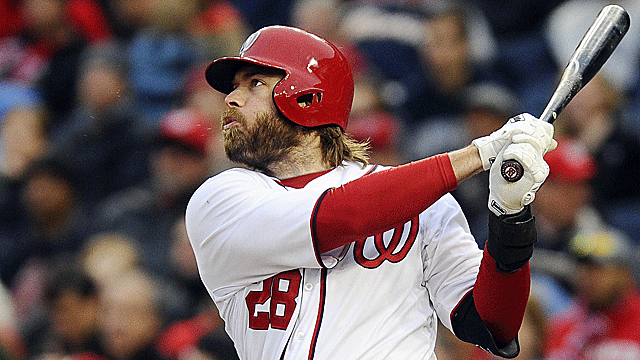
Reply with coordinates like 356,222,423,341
472,113,557,171
488,141,550,216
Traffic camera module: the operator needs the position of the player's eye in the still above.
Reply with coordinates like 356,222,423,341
250,78,265,87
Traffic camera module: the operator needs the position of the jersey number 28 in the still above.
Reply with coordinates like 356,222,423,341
246,270,302,330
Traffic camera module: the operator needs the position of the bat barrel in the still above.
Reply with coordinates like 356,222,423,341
539,4,630,124
502,5,630,183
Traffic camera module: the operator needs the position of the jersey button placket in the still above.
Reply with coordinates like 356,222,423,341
304,283,313,291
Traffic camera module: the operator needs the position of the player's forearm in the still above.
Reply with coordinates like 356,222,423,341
449,251,529,358
473,248,530,344
447,144,484,184
471,207,536,344
450,207,535,356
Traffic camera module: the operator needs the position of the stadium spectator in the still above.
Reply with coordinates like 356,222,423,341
8,156,92,321
553,73,640,242
0,0,112,121
93,108,214,280
544,228,640,360
98,269,170,360
411,4,498,123
472,0,563,113
124,0,203,128
0,281,23,360
27,264,106,359
341,2,502,132
48,42,151,213
0,105,49,252
528,137,600,316
0,106,48,181
78,231,141,290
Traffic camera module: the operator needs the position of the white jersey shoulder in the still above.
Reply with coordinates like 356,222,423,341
185,163,376,295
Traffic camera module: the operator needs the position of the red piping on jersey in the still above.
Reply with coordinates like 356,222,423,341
280,165,378,267
307,269,327,360
364,165,379,176
311,191,331,267
279,167,339,267
312,154,457,254
310,165,379,267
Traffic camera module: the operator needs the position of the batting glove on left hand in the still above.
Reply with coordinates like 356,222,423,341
472,113,557,171
488,139,550,216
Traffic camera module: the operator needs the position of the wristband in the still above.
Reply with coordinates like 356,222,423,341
486,205,536,273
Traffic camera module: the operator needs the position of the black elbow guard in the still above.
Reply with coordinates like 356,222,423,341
486,205,537,273
451,292,520,358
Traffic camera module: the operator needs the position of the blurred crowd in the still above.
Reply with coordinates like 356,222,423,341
1,0,640,359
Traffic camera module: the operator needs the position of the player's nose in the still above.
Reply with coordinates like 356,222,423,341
225,88,245,108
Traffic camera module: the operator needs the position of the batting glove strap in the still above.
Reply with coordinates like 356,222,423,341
451,292,520,358
486,206,537,273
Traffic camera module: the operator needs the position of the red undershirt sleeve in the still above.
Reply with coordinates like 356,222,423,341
312,154,457,254
473,247,530,344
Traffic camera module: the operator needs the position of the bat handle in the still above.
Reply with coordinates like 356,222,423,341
500,107,556,182
500,159,525,182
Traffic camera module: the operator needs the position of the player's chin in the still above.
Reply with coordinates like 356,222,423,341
224,136,251,162
223,126,244,144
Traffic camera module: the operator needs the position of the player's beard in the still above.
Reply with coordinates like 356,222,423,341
221,108,303,175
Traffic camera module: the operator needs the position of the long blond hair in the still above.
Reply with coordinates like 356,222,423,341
313,125,370,168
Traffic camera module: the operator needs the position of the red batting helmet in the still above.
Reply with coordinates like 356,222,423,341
205,25,354,130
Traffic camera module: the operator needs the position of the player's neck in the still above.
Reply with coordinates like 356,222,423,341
269,135,329,180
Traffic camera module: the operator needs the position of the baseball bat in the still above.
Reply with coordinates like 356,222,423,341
500,4,630,182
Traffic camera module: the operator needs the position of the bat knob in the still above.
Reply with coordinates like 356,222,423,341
501,160,524,182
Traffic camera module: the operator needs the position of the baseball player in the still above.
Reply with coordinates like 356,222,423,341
185,25,556,360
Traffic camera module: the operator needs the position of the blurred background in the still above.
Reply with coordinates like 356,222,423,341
1,0,640,359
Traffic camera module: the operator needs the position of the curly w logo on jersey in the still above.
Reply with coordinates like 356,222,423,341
353,217,419,268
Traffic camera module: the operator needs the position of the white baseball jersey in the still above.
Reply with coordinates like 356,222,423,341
185,161,483,360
